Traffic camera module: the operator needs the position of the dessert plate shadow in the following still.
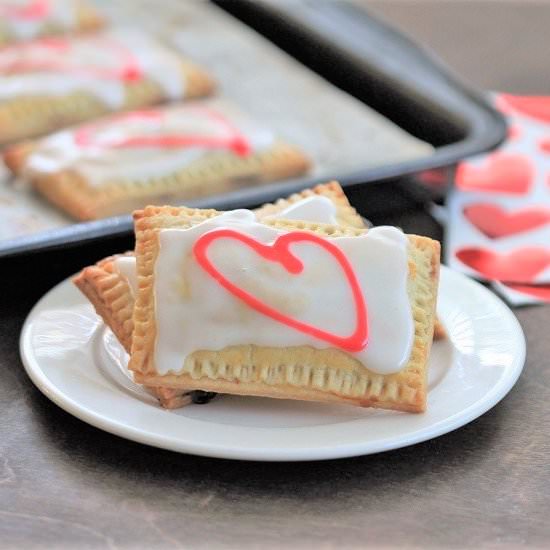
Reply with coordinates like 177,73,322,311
20,266,525,461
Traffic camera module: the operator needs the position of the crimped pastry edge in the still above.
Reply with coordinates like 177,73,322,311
7,139,308,220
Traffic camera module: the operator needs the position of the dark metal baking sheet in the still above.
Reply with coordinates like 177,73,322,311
0,0,506,258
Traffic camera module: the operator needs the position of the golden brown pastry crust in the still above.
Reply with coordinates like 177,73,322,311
0,62,214,147
72,253,197,409
73,252,135,354
129,206,440,412
255,180,365,229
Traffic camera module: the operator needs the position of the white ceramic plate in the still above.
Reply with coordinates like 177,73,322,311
20,266,525,461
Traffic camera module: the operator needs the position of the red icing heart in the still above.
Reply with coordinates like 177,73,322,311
0,36,141,81
455,247,550,282
455,153,533,195
463,203,550,238
193,229,368,352
499,94,550,124
503,283,550,301
74,108,250,156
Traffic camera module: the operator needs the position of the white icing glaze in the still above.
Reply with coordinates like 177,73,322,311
266,195,339,224
24,100,274,186
152,210,414,375
0,0,75,40
112,196,339,295
0,29,185,108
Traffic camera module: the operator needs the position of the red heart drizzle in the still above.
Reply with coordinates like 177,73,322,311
0,36,141,81
455,246,550,283
503,283,550,301
455,153,533,195
463,203,550,239
499,94,550,124
193,229,368,352
74,107,251,156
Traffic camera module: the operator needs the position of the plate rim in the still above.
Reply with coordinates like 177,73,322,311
19,266,526,461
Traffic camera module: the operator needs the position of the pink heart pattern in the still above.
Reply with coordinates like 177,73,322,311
455,153,533,195
463,203,550,238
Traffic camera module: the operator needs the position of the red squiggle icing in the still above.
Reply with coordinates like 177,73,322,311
74,108,251,156
0,0,49,20
0,36,141,81
193,229,368,352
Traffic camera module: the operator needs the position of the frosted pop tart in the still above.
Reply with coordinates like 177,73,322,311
0,29,214,145
5,100,310,219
